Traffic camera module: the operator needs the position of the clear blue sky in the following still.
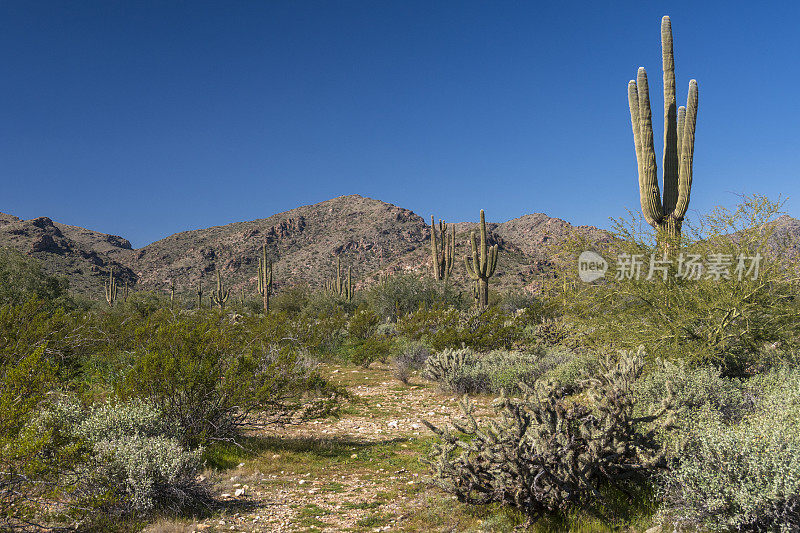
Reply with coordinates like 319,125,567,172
2,1,798,248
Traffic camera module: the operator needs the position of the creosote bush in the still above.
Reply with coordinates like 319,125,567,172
423,348,675,525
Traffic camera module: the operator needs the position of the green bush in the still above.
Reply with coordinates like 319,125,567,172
658,370,800,531
348,307,381,340
344,336,397,368
568,196,800,376
116,310,339,446
0,248,71,307
398,305,523,352
365,273,462,321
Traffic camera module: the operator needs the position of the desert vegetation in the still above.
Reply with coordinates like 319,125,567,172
4,13,800,533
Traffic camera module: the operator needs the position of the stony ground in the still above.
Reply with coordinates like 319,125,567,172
144,363,505,533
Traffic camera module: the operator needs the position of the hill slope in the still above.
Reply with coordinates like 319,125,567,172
0,195,615,299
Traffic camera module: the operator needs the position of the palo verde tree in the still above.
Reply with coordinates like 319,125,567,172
628,15,698,247
464,209,498,308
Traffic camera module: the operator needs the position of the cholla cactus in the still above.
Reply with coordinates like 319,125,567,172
210,270,229,310
422,348,475,389
422,347,675,525
628,16,699,244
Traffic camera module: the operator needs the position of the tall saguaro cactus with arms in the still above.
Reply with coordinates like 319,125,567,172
430,215,455,281
628,16,698,245
464,210,498,308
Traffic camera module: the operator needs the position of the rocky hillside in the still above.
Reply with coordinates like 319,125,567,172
0,195,615,299
0,212,136,295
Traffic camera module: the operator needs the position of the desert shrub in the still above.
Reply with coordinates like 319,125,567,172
270,284,311,316
118,290,167,318
399,305,523,352
365,273,463,321
539,349,598,393
344,336,397,368
634,359,749,426
568,196,800,376
658,370,800,531
290,311,348,356
397,303,461,350
35,397,208,516
0,248,71,307
392,340,430,384
423,349,675,526
0,346,88,530
0,299,89,378
348,307,381,340
116,311,339,446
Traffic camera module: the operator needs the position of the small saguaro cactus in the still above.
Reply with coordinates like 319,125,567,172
628,15,698,245
324,256,354,301
257,243,273,314
430,216,455,282
196,281,203,309
211,270,230,310
464,210,498,308
169,279,176,308
104,267,118,307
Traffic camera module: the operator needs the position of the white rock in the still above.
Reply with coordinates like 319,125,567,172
234,488,245,497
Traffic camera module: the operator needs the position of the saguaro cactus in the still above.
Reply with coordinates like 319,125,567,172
169,279,176,308
464,210,498,308
257,244,273,314
104,267,118,307
196,281,203,309
211,270,230,310
628,15,698,244
324,256,354,301
430,216,455,281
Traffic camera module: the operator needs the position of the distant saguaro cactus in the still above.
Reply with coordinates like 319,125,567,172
104,267,118,307
464,210,498,308
324,256,353,301
257,243,273,314
211,270,230,310
169,279,176,308
430,216,455,282
196,281,203,309
628,15,698,245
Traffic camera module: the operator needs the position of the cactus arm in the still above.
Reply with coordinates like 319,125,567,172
479,210,488,277
465,231,479,280
445,229,454,281
487,244,498,278
677,105,685,164
661,16,679,214
635,67,664,227
628,80,644,180
674,79,698,220
430,216,441,280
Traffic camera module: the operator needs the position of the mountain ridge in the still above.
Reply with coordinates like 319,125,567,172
0,194,626,298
